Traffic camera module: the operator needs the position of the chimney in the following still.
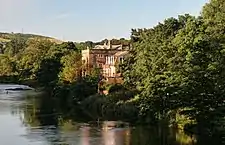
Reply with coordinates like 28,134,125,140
103,39,107,49
108,39,112,49
104,40,107,46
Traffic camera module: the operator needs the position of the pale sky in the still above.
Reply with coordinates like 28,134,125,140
0,0,209,42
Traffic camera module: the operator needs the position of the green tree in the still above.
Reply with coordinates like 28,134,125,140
36,57,62,88
4,35,27,56
59,52,82,83
0,54,16,76
0,43,4,54
17,39,53,79
123,17,191,121
202,0,225,40
59,42,78,51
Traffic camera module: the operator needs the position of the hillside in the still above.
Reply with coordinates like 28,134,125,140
0,32,63,44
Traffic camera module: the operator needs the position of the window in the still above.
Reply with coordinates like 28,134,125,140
120,57,123,62
98,54,104,58
99,63,103,67
109,56,114,64
112,56,114,63
106,56,109,64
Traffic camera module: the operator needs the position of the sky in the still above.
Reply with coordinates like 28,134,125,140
0,0,209,42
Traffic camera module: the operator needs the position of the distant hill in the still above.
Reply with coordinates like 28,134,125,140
0,32,63,44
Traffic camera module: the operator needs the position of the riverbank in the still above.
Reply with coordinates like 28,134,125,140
0,75,44,90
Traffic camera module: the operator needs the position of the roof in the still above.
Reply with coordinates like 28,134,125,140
114,51,129,57
93,44,123,50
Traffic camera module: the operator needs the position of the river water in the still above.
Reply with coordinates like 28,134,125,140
0,84,218,145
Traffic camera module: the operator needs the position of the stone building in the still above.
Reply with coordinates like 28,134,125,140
82,40,129,83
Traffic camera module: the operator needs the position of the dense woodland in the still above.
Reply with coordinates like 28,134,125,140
1,0,225,139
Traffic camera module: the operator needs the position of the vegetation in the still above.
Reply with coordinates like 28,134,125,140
0,32,62,44
120,0,225,136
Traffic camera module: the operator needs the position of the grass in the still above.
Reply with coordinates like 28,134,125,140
0,32,63,44
0,37,10,42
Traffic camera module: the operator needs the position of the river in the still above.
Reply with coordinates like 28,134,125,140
0,84,219,145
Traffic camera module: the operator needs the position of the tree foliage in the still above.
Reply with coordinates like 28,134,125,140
59,52,82,83
0,54,16,76
119,0,225,133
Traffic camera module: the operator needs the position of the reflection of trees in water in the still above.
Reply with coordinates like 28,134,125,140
195,134,225,145
21,94,200,145
22,93,59,127
130,126,197,145
36,96,58,126
11,105,23,116
175,129,196,145
21,94,90,144
101,128,131,145
21,94,66,144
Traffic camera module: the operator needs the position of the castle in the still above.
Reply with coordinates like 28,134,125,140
82,40,130,84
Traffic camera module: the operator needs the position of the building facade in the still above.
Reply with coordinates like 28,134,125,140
82,40,129,83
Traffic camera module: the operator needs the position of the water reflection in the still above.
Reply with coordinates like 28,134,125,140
0,88,218,145
101,127,131,145
20,93,198,145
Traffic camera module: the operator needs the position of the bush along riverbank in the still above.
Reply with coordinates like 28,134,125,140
0,75,20,84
